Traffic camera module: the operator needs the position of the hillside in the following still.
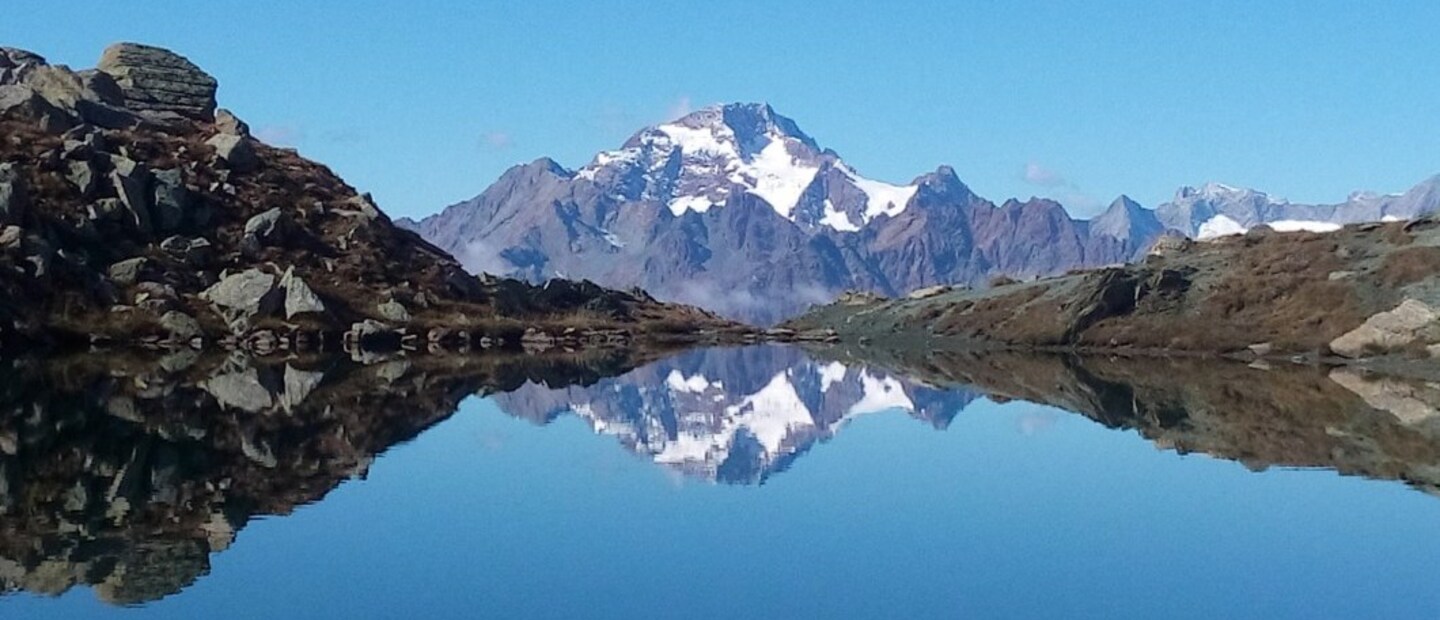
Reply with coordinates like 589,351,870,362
786,218,1440,364
0,43,743,354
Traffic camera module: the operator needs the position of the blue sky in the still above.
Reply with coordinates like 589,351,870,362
5,1,1438,219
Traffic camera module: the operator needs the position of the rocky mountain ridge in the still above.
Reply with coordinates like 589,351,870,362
406,102,1440,324
0,43,745,355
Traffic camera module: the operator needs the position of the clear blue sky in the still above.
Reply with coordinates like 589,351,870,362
6,1,1438,219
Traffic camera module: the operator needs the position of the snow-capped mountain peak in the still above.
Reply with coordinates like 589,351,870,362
577,102,917,229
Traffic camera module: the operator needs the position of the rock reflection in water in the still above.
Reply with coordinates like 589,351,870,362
0,348,658,605
5,343,1440,606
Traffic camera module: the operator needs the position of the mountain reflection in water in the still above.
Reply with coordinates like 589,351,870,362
2,344,1440,608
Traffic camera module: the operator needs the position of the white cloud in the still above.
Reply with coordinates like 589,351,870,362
254,125,303,146
479,131,515,151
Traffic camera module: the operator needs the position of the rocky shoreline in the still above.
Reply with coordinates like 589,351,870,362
0,43,753,357
785,217,1440,376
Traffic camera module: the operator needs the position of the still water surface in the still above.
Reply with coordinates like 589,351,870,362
5,345,1440,618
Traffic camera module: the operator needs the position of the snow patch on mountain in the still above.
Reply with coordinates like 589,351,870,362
843,164,919,221
1196,214,1247,240
1197,214,1344,240
849,371,916,416
577,103,916,230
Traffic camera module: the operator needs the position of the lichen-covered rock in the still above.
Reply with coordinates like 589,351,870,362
96,43,217,122
200,269,281,331
205,133,257,173
1330,299,1440,358
280,267,325,319
106,257,150,285
376,298,411,322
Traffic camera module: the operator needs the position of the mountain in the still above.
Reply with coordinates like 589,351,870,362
406,103,1440,324
1155,177,1440,239
491,345,978,484
0,43,741,352
404,103,1161,324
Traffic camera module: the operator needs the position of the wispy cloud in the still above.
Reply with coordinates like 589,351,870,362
254,125,303,146
1022,162,1069,187
479,131,515,151
666,96,693,121
1020,161,1101,212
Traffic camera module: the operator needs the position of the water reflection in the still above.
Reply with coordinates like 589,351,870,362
2,344,1440,607
492,346,978,483
0,348,659,604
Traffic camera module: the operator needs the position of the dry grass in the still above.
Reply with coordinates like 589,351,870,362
1378,246,1440,288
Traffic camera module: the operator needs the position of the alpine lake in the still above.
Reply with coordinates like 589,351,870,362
3,343,1440,619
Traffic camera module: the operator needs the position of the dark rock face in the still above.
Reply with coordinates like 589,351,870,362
96,43,217,122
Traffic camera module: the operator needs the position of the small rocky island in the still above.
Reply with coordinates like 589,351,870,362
0,43,747,356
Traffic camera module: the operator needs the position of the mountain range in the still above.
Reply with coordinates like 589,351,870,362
403,103,1440,324
492,345,977,484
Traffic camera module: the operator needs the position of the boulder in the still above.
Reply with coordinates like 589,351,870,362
0,225,21,251
0,163,29,224
215,108,249,136
201,369,275,413
206,133,258,173
106,257,150,285
159,235,213,265
280,365,325,412
108,156,153,232
376,298,411,322
158,310,201,341
65,159,97,197
200,269,282,331
1329,299,1440,358
96,43,217,121
150,168,192,231
241,208,288,255
280,267,326,319
0,84,73,132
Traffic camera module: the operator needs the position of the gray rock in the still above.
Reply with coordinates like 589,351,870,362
280,365,325,412
0,225,21,250
106,257,149,285
0,84,73,132
202,369,275,413
1330,299,1440,358
376,298,411,322
243,208,287,246
159,235,213,265
280,267,326,318
0,162,29,224
150,168,191,231
96,43,218,121
200,269,282,332
158,310,201,341
65,159,97,198
206,133,258,173
108,156,152,232
215,108,249,136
